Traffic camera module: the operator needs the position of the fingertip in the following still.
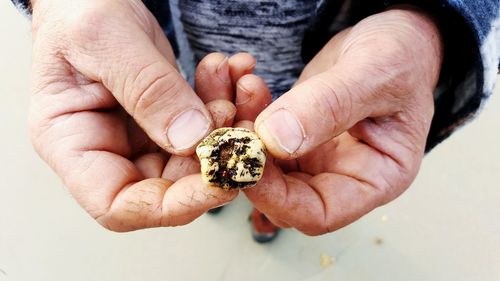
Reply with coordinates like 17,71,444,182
228,52,256,83
254,108,304,160
235,80,253,106
287,171,313,182
235,74,272,122
234,120,254,131
134,152,168,178
206,99,237,128
195,52,233,103
255,72,356,160
162,155,200,182
266,215,291,228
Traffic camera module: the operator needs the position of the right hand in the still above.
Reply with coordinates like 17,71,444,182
28,0,227,231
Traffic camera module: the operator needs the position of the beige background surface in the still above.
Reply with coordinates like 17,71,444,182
1,1,499,281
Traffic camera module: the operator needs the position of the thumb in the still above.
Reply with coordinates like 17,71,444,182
65,20,212,156
255,60,390,159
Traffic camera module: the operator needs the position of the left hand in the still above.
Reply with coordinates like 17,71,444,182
245,7,443,235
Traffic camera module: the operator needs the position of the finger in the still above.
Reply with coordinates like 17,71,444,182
195,53,233,103
244,159,386,236
162,155,200,182
235,120,330,231
134,152,168,178
265,214,291,228
161,174,238,226
254,59,395,160
228,52,256,83
206,99,237,128
235,74,272,122
287,172,312,182
64,22,212,156
233,120,289,229
100,175,238,231
274,159,299,173
234,120,254,130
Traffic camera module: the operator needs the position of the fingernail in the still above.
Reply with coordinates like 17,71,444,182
167,109,211,150
259,109,304,154
216,57,230,83
235,82,252,105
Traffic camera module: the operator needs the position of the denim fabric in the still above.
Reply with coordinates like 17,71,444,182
9,0,500,151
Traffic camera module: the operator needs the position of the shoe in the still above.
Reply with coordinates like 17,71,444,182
250,208,280,243
207,206,224,215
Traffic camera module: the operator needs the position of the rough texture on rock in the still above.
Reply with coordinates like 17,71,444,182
196,128,266,190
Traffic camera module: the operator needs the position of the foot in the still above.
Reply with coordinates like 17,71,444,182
250,208,280,243
207,206,224,215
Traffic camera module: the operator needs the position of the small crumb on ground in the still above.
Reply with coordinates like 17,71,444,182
320,253,335,269
374,237,384,245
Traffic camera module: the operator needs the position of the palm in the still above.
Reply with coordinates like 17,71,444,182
251,126,418,235
297,134,392,177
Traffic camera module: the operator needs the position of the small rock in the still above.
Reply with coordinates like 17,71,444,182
320,253,335,269
196,128,266,190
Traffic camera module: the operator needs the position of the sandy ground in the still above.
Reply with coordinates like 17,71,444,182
1,2,499,281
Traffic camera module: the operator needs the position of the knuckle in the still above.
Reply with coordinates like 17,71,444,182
65,4,109,42
311,76,353,132
96,215,128,233
128,62,182,117
27,118,45,157
294,212,332,236
27,107,60,169
94,206,139,233
300,221,330,236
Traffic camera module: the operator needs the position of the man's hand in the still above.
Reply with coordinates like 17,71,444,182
29,0,225,231
247,8,443,235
